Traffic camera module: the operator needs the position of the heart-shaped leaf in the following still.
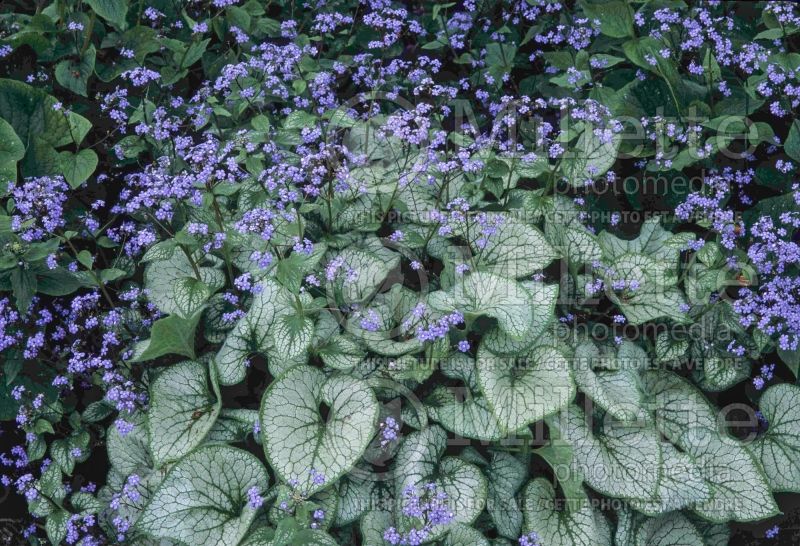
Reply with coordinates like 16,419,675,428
137,445,268,545
521,478,599,546
147,360,221,467
751,383,800,492
260,365,378,496
477,344,574,432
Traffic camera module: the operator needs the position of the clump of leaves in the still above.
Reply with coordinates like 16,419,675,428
1,0,799,545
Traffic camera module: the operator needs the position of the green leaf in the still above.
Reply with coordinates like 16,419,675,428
547,404,660,501
54,46,96,97
752,383,800,492
76,249,94,269
137,445,268,545
786,119,800,163
284,110,317,129
144,252,224,318
86,0,129,29
276,245,325,293
476,344,574,432
428,272,535,338
35,267,82,296
180,38,211,69
59,148,98,188
147,360,221,467
778,346,800,378
522,478,598,546
130,310,202,362
580,0,634,38
260,365,378,496
10,267,36,312
534,443,585,503
485,43,517,80
0,78,91,148
0,117,24,183
623,37,681,90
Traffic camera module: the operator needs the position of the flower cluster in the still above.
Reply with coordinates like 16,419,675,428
383,484,454,545
733,213,800,351
9,175,70,242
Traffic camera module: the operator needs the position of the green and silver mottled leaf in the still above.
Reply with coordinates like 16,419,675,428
642,370,718,442
598,217,694,264
428,272,535,338
326,245,399,305
206,408,259,444
137,445,268,545
560,126,620,188
106,412,153,476
144,252,224,318
443,524,490,546
392,426,487,540
545,221,601,267
486,452,526,539
347,285,424,356
751,383,800,492
216,279,313,385
521,478,597,546
360,509,394,546
571,341,644,421
654,331,689,364
476,344,574,432
427,354,506,441
147,360,221,467
603,254,689,325
629,442,710,516
547,404,660,501
465,214,557,278
482,282,558,355
644,371,778,522
260,365,379,496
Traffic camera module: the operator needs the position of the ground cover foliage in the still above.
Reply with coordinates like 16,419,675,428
1,0,800,544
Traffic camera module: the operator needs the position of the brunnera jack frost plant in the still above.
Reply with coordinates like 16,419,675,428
0,0,799,544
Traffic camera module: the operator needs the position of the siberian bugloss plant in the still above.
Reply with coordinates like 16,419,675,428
0,0,799,544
